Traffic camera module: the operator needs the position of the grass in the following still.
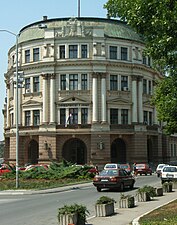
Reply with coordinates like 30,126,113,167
139,199,177,225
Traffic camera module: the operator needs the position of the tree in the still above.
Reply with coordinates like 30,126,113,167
104,0,177,134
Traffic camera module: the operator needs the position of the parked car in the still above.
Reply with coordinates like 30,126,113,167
0,164,11,176
156,164,168,177
161,165,177,184
104,163,120,170
135,163,152,175
93,168,135,192
119,163,132,174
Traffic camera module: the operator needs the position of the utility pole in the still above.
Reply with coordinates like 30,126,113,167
78,0,80,18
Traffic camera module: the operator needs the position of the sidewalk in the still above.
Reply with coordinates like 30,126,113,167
88,189,177,225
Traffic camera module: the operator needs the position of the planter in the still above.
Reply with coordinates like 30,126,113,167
155,187,163,196
58,213,77,225
172,182,177,189
137,192,151,202
163,182,173,192
95,203,114,217
119,196,135,208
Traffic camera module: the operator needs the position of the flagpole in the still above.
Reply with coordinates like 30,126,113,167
78,0,80,18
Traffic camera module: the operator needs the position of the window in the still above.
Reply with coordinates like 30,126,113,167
142,56,146,65
60,74,66,90
148,57,151,66
148,80,152,94
143,111,148,124
149,112,153,125
33,110,40,126
60,109,66,125
10,113,14,126
81,45,87,58
110,75,118,91
25,49,30,63
143,79,147,94
69,45,78,58
33,48,39,62
25,78,30,93
121,76,128,90
110,109,118,124
110,46,117,59
81,108,88,124
69,74,78,90
121,109,128,124
33,76,39,92
121,47,128,60
81,74,87,90
69,108,78,124
25,111,31,126
59,45,65,59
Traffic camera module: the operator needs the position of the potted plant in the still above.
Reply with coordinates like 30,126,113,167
95,196,116,217
119,193,135,208
163,181,173,192
136,185,156,202
58,203,89,225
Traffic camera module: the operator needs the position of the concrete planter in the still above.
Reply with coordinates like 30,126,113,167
137,192,151,202
58,213,78,225
95,203,114,217
119,196,135,208
172,182,177,189
155,187,163,196
163,182,173,193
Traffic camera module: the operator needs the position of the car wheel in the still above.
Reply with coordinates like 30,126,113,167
96,187,101,192
120,183,124,192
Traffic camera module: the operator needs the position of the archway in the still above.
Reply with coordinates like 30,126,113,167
28,140,39,164
62,138,87,164
111,138,126,163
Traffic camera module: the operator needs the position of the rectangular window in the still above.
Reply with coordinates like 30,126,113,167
171,144,173,156
33,110,40,126
33,48,39,62
81,45,87,58
81,74,87,90
33,76,39,92
25,111,31,126
110,75,118,91
174,144,176,156
110,46,117,59
148,80,152,94
149,112,153,125
60,109,66,125
81,108,88,124
25,78,30,93
143,111,148,124
69,108,78,124
60,74,66,90
25,49,30,63
10,113,14,126
69,45,78,58
121,76,128,90
59,45,65,59
69,74,78,90
121,47,128,60
121,109,128,124
143,79,147,94
148,56,151,66
110,109,118,124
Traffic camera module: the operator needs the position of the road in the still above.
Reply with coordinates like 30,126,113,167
0,175,161,225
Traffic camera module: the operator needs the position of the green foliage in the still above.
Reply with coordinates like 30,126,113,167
137,185,156,198
120,193,135,208
96,196,116,204
58,203,89,224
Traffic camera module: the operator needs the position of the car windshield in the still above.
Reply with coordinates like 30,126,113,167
136,164,145,168
163,167,177,172
120,165,128,169
104,164,119,169
99,169,118,176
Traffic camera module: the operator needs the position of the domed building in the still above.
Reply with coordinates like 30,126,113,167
3,17,176,168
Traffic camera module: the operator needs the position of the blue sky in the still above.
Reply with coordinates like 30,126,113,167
0,0,108,140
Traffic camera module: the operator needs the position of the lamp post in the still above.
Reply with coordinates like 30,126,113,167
0,30,19,188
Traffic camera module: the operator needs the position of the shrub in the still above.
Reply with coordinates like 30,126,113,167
137,185,156,198
96,196,116,204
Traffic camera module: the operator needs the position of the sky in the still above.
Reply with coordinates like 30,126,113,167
0,0,108,140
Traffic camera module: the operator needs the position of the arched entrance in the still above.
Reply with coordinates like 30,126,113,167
62,138,87,164
28,140,39,164
111,138,126,163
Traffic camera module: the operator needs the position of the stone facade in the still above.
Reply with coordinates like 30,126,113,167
3,17,177,168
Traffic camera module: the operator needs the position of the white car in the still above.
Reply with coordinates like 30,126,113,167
161,165,177,184
156,164,168,177
104,163,120,170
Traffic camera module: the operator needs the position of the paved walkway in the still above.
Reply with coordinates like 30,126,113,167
0,183,177,225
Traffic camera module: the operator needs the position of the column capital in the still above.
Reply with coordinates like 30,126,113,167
131,75,139,81
41,73,56,79
92,72,107,78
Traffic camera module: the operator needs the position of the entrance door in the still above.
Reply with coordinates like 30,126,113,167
111,138,126,163
28,140,39,164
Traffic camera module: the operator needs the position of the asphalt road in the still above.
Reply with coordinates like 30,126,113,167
0,174,161,225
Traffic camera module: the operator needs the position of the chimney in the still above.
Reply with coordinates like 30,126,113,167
43,16,48,21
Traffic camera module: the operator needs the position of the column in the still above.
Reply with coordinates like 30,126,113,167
132,76,138,123
92,73,98,123
13,82,16,126
49,74,56,124
138,76,143,123
101,73,107,123
42,74,48,124
6,84,10,127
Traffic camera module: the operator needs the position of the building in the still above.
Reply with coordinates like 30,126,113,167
3,17,176,168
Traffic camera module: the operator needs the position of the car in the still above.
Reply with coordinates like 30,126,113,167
156,164,168,177
119,163,132,174
104,163,120,170
135,163,152,175
93,168,135,192
161,165,177,184
0,164,11,176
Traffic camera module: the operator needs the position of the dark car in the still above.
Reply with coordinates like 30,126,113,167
119,163,132,174
135,163,152,175
93,168,135,192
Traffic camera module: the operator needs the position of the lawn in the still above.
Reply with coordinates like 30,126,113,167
139,199,177,225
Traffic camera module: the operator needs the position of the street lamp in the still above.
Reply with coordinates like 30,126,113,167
0,29,19,188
